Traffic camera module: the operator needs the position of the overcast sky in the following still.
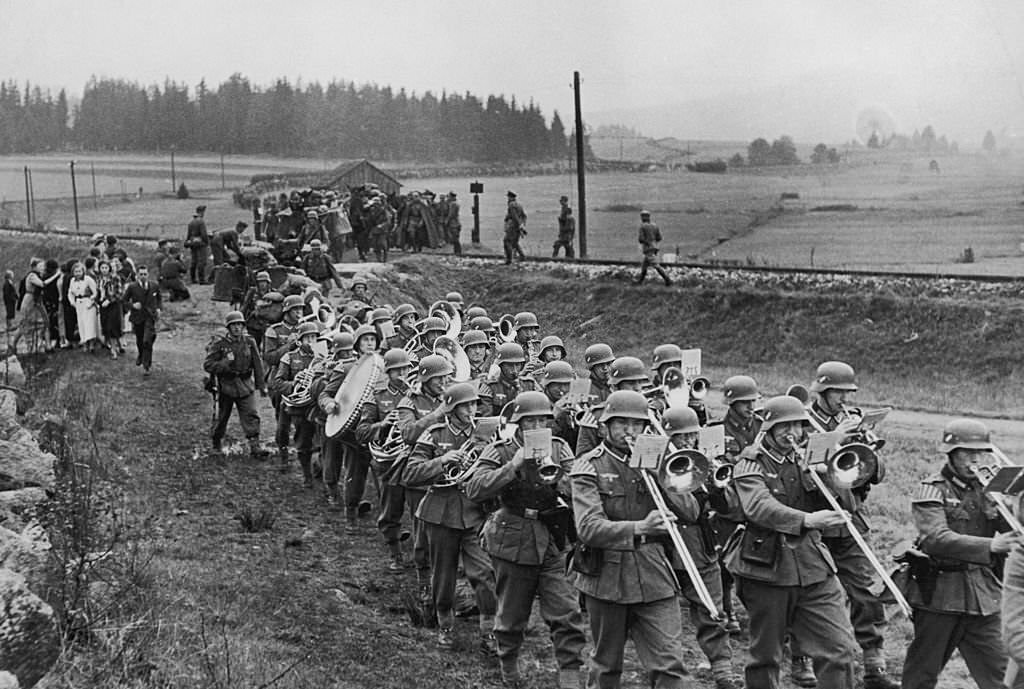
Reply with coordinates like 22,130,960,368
3,0,1023,144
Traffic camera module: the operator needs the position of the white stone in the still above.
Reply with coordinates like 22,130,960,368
0,569,59,688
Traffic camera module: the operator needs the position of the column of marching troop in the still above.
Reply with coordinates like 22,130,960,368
203,284,1024,689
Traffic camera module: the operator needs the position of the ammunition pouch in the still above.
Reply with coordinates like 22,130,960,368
568,542,602,577
740,523,779,567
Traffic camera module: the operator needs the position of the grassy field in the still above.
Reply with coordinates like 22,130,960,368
3,147,1023,274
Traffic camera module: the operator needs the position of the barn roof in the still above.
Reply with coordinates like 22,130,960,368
319,159,402,193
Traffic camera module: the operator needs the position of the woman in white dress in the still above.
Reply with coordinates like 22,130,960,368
67,262,100,353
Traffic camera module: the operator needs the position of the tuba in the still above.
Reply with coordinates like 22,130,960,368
301,296,337,329
430,300,462,339
434,335,472,382
497,314,517,344
281,356,330,410
369,424,407,466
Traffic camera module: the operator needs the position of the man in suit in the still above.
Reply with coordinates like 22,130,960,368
124,265,162,376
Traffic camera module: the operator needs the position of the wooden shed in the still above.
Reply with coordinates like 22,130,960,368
319,159,402,196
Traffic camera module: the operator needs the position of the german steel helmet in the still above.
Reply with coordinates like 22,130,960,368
443,382,480,411
584,343,615,368
353,324,378,344
382,348,412,371
461,330,490,348
761,396,809,430
469,315,495,333
662,406,701,435
370,307,392,323
509,391,554,422
393,303,418,321
445,291,464,305
600,390,650,422
421,316,447,334
723,375,759,403
465,306,488,320
224,310,245,326
295,321,320,338
538,335,566,359
264,291,284,303
282,295,304,312
940,418,993,453
332,331,354,351
608,357,649,385
418,354,455,382
254,271,271,283
651,344,683,369
542,361,575,385
514,311,539,329
495,343,527,365
810,361,858,392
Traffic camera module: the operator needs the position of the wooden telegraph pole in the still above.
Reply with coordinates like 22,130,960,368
69,161,80,231
23,166,31,226
573,71,587,258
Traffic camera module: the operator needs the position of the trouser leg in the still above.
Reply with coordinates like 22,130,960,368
492,557,540,668
427,523,461,628
503,237,513,263
211,394,236,444
406,488,429,573
656,264,672,284
536,551,586,671
294,417,315,479
902,609,963,689
375,467,406,544
679,561,732,666
275,409,294,449
322,437,344,487
460,527,497,631
583,595,630,689
133,323,146,358
826,535,887,661
957,613,1012,689
736,577,792,689
628,597,688,688
637,257,649,283
789,577,857,689
343,441,371,514
235,393,261,440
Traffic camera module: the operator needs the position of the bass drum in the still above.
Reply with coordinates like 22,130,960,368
212,264,247,303
325,353,384,438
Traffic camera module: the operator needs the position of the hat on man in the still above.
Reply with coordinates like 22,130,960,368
235,221,248,230
309,239,323,249
255,271,271,283
560,195,569,203
507,190,517,198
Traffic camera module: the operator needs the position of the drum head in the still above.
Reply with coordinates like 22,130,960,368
325,354,383,438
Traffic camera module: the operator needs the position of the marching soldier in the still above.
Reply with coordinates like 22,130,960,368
570,390,690,688
390,303,419,350
318,325,379,520
633,210,672,287
395,355,456,609
349,274,375,307
711,374,764,634
271,321,321,485
724,395,858,689
553,196,575,259
465,391,586,688
513,312,541,376
575,356,649,456
796,361,896,689
263,295,306,415
185,205,210,284
900,419,1022,689
540,361,578,448
662,407,742,689
461,329,492,381
240,271,274,347
444,192,462,256
404,382,498,652
355,348,414,572
651,343,707,425
537,335,568,364
478,342,532,416
583,343,615,405
203,311,269,459
412,316,447,362
369,307,396,351
503,190,527,264
298,239,343,296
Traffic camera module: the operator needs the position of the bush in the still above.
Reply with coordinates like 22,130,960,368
176,183,190,199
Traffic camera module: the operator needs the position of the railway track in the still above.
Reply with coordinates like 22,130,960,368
4,222,1023,286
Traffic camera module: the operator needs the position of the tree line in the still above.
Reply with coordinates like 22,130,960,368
0,74,573,162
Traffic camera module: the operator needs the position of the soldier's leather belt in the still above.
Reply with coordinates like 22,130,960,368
502,506,540,519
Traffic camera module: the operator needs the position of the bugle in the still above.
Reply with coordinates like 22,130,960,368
788,433,913,618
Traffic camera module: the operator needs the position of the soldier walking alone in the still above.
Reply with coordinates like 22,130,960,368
553,195,575,259
633,210,672,286
503,191,527,264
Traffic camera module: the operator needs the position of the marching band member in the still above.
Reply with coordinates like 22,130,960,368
795,361,895,689
390,303,419,350
583,343,615,405
464,305,488,322
478,342,534,416
465,391,586,689
712,374,764,634
239,270,273,346
354,348,414,572
369,307,395,351
724,395,858,689
403,382,498,652
262,294,305,414
271,321,321,485
412,316,447,362
395,354,456,611
537,335,568,364
204,311,269,460
460,328,492,381
901,419,1022,689
317,324,378,517
570,390,690,688
651,343,707,425
575,356,648,456
540,361,578,448
513,311,541,374
661,406,741,689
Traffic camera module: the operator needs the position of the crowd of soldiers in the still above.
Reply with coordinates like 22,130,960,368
199,284,1024,689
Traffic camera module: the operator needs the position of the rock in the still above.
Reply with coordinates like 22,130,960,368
0,439,54,492
0,527,51,596
0,569,59,688
0,356,25,389
0,490,48,529
0,393,18,439
0,671,20,689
